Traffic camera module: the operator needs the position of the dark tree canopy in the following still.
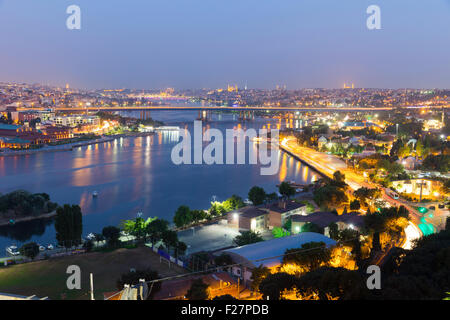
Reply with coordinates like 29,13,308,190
248,186,267,206
19,242,40,260
233,231,263,246
54,204,83,248
258,272,298,300
186,279,209,300
282,241,331,272
102,226,121,247
279,182,296,199
173,205,193,228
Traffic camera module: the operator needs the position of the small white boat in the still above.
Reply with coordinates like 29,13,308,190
86,233,96,241
47,244,54,250
244,198,253,205
6,245,20,256
39,245,46,251
92,191,98,198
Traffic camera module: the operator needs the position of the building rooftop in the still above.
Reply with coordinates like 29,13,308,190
290,211,364,229
224,232,336,268
236,206,268,219
266,201,305,214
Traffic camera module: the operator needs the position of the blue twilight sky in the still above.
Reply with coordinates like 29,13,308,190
0,0,450,90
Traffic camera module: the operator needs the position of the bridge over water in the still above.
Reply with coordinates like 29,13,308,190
20,105,398,112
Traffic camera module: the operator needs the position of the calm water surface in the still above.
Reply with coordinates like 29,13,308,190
0,111,319,248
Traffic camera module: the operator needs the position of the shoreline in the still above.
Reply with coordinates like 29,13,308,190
0,211,57,227
0,132,154,157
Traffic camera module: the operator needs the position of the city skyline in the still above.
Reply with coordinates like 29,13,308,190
1,0,450,90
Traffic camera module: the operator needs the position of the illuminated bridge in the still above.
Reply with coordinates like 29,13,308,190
20,106,401,112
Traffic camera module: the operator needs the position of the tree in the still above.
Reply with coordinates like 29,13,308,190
222,195,245,211
272,227,290,238
102,226,121,248
161,229,178,253
422,154,450,173
279,182,296,199
353,187,380,206
350,199,360,211
332,171,347,188
54,204,83,248
282,242,331,272
266,192,279,202
380,229,450,300
248,186,266,205
121,217,154,242
186,279,210,300
19,242,39,260
146,219,169,246
313,185,348,209
116,269,161,299
175,241,187,259
415,139,425,159
250,265,271,292
233,231,263,246
296,267,370,300
398,143,411,159
209,202,226,216
328,223,339,240
191,210,207,223
173,205,193,228
258,272,298,300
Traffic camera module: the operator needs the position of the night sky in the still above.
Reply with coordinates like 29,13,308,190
1,0,450,89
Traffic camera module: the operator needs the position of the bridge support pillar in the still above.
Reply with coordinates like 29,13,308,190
197,110,210,122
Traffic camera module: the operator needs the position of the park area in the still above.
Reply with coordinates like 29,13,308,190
0,246,185,300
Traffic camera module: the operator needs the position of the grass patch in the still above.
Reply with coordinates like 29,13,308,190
0,246,185,300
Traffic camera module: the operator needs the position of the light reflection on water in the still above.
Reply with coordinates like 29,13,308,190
0,113,320,247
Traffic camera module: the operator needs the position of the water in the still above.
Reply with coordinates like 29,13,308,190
0,111,319,249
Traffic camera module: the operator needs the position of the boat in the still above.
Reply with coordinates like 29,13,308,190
47,244,54,250
92,191,98,198
86,233,96,241
6,245,20,256
244,198,253,205
39,245,46,251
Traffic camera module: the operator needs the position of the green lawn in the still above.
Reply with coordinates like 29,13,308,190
0,246,185,300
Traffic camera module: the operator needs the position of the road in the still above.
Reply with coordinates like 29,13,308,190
279,137,427,249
